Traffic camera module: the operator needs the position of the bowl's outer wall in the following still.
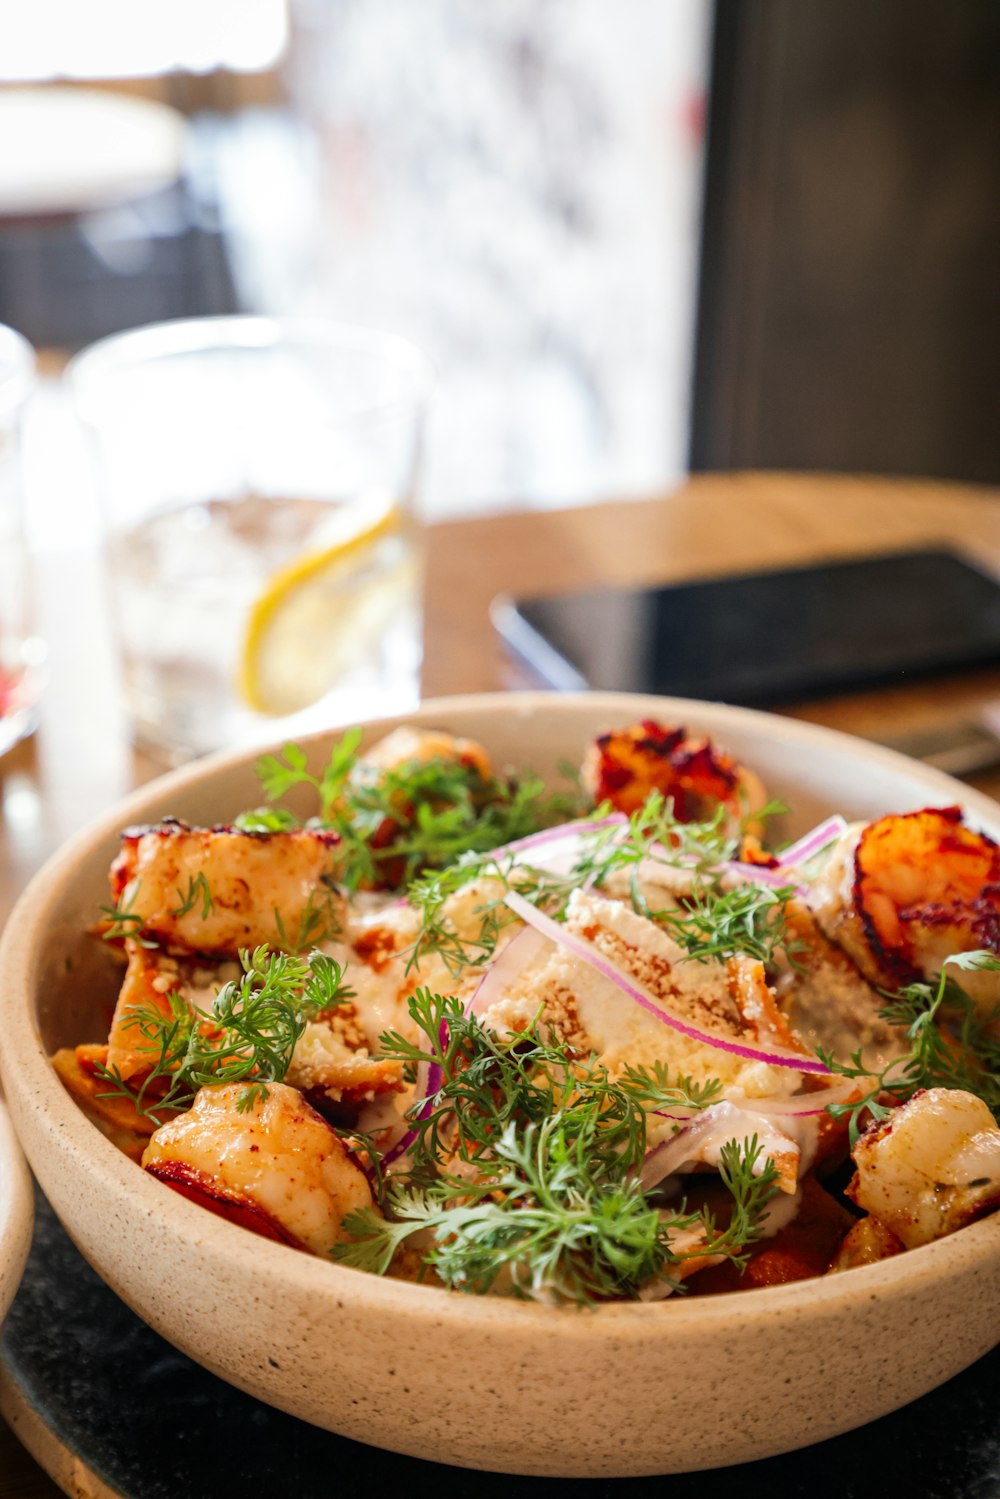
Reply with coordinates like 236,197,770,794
0,1100,33,1326
4,693,1000,1476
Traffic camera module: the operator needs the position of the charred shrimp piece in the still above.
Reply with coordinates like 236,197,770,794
104,928,408,1112
346,726,497,890
108,821,342,957
828,1216,905,1272
104,941,233,1083
357,725,492,782
580,720,767,824
143,1081,375,1254
845,1087,1000,1249
811,808,1000,1001
51,1044,159,1162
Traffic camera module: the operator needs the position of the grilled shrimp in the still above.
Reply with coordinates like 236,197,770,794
358,726,492,781
347,726,497,890
106,937,406,1106
846,1087,1000,1249
143,1082,375,1254
811,808,1000,1002
105,941,213,1082
109,821,341,957
51,1044,158,1162
828,1216,904,1272
580,720,767,823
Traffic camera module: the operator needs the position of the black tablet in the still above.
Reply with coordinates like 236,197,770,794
491,548,1000,704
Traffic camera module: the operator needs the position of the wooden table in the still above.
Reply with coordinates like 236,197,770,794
3,470,1000,1496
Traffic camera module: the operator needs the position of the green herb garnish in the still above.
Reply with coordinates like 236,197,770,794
170,872,215,921
821,950,1000,1143
237,730,584,893
399,794,799,980
333,990,776,1304
98,878,158,948
656,878,801,967
94,946,354,1125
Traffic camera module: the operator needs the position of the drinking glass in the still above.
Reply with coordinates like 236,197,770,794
0,326,44,760
68,318,429,763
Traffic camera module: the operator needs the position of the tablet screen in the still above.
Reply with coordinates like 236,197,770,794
493,549,1000,704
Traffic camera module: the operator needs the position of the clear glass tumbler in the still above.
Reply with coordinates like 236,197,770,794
68,318,429,763
0,326,44,761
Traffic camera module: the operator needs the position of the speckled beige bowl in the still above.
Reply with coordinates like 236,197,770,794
2,693,999,1477
0,1096,33,1327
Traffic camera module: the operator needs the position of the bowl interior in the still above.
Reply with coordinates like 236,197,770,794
30,690,1000,1056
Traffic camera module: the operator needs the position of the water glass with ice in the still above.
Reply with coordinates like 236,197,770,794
68,317,429,764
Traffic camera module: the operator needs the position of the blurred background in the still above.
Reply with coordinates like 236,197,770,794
1,0,998,539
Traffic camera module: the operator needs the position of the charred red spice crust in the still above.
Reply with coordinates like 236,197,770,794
853,806,1000,986
589,721,741,819
144,1159,307,1250
110,820,341,903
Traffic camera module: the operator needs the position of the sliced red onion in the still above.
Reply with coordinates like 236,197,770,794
652,1078,857,1125
378,815,838,1169
380,1019,447,1170
503,890,830,1076
714,860,806,896
484,814,628,875
381,920,564,1171
469,925,550,1016
724,1079,857,1117
640,1101,799,1192
640,1111,727,1191
776,816,848,868
621,839,805,899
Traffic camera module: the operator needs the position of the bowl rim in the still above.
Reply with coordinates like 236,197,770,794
3,689,1000,1338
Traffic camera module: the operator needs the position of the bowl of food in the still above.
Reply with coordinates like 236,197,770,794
1,691,998,1477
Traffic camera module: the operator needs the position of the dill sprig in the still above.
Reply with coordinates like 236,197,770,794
575,793,740,886
336,1120,674,1301
656,878,802,967
333,990,777,1304
272,885,342,953
616,1060,725,1113
401,854,559,977
94,946,354,1125
698,1136,783,1266
407,790,795,976
570,792,788,894
563,793,798,964
170,872,215,920
400,798,799,981
378,989,648,1176
236,730,584,892
98,878,158,948
820,950,1000,1143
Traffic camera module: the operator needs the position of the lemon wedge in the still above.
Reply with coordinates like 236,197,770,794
238,501,406,716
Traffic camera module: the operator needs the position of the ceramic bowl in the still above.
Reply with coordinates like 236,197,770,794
0,1096,33,1326
1,692,999,1477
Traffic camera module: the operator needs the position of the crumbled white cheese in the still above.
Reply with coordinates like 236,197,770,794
478,889,801,1098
